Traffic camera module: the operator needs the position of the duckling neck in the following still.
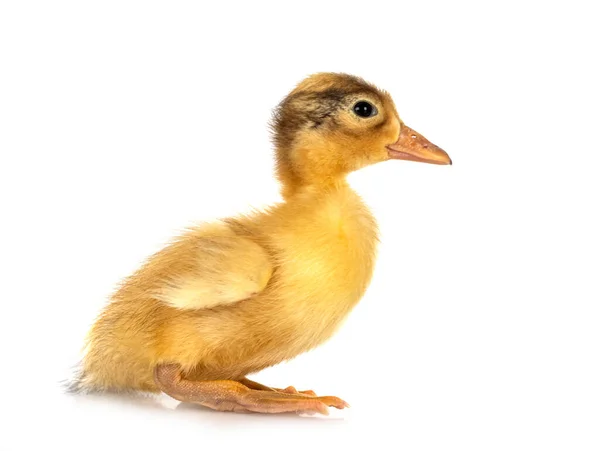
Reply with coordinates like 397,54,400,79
280,177,349,201
281,178,379,251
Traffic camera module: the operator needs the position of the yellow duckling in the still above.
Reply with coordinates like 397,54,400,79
76,72,451,415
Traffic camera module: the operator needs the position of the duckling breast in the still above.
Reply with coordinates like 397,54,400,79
260,185,380,354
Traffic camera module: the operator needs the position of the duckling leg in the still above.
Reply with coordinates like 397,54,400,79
239,377,317,396
155,364,348,415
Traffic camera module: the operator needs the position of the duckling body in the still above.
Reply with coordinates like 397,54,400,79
83,181,377,390
78,73,450,414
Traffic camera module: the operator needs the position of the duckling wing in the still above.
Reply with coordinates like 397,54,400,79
152,223,273,310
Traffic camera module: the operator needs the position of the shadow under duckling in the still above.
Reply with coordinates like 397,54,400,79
75,73,451,415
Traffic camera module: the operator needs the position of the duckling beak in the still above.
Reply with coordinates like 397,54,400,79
386,125,452,165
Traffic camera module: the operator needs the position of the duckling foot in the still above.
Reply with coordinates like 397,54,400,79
155,364,349,415
239,376,317,396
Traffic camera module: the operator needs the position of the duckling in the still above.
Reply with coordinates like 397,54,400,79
76,73,451,415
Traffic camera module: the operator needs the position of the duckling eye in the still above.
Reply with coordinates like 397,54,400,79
352,101,377,118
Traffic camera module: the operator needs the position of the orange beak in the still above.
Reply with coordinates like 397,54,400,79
387,125,452,165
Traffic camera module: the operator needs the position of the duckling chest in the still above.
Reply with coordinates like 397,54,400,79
269,194,379,345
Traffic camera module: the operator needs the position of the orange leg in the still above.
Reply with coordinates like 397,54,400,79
154,364,348,415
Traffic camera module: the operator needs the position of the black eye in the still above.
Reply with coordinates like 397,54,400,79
352,101,377,118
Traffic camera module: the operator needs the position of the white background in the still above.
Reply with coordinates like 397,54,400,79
1,1,599,449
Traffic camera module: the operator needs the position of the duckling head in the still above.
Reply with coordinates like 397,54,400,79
271,73,451,197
